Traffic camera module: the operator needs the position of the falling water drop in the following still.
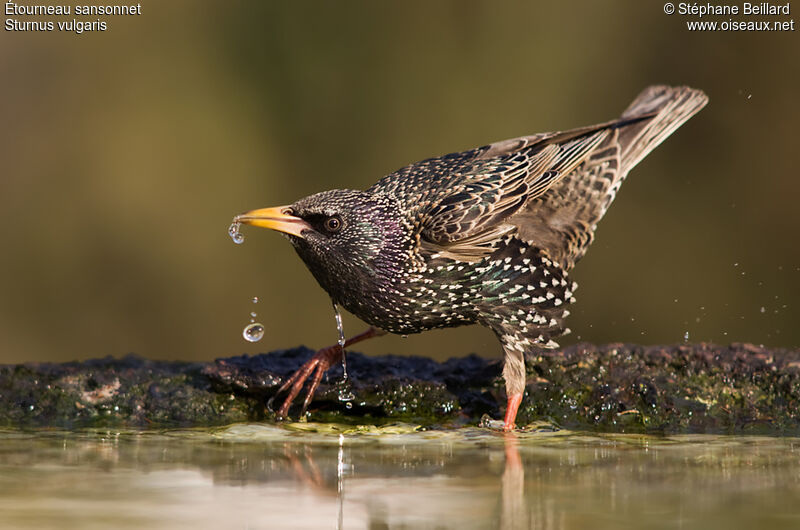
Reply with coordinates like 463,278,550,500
240,297,262,335
683,331,690,343
332,302,356,403
333,302,347,375
228,222,244,244
333,303,346,349
243,322,264,342
335,378,355,403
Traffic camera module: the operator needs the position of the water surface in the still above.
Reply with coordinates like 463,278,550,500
1,424,799,529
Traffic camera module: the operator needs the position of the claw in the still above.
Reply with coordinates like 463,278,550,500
267,346,338,419
267,326,387,419
299,346,337,417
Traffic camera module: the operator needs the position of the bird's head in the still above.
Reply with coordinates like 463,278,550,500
235,190,410,304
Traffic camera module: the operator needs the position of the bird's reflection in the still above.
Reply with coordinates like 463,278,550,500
500,432,529,530
6,429,796,529
267,430,535,529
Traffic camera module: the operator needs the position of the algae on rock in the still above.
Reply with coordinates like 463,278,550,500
1,343,798,433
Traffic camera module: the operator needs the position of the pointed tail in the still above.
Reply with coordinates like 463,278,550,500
617,85,708,176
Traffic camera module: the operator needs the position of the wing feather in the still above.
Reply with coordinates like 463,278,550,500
371,85,707,266
418,130,608,261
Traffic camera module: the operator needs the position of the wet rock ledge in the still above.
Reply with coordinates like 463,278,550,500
1,343,799,434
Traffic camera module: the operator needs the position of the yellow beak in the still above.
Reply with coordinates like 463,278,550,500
234,205,310,238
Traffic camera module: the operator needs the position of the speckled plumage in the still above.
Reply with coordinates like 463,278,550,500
237,85,708,429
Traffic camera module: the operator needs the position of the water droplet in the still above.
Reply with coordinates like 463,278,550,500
250,312,257,318
252,297,259,304
333,304,345,349
228,222,244,244
334,378,355,402
401,335,408,339
345,402,353,409
243,323,264,342
683,331,690,343
760,306,766,313
332,302,348,378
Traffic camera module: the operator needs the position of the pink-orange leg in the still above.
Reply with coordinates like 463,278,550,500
502,393,523,432
268,327,387,419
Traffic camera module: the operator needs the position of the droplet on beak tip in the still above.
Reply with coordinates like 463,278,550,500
228,222,244,244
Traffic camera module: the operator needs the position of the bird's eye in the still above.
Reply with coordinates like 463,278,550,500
324,215,342,233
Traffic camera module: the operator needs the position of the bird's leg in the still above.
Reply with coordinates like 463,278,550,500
269,326,387,419
503,393,523,432
498,345,526,431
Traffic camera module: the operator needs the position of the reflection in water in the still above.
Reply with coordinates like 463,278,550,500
1,425,799,529
501,433,528,530
338,434,346,530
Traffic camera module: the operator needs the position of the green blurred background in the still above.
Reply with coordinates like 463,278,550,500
1,1,797,365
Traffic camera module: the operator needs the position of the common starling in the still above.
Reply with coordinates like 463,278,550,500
234,85,708,430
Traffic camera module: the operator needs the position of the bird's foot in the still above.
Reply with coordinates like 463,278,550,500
268,343,342,420
267,326,386,420
479,393,523,431
479,416,506,430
